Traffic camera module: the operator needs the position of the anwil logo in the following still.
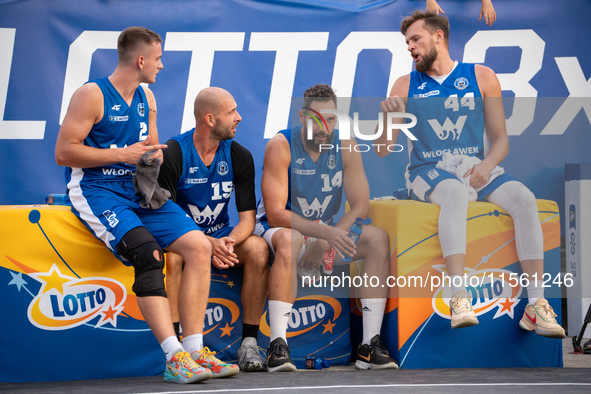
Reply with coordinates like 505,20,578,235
431,266,522,320
27,264,127,331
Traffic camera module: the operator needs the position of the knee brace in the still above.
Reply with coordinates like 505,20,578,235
117,227,167,298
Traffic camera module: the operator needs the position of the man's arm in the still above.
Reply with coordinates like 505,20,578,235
158,139,183,202
338,137,370,232
55,83,167,168
142,86,164,163
261,133,354,258
465,65,509,188
374,74,410,157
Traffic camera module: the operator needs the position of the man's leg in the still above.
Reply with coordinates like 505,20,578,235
117,227,212,384
165,252,183,340
166,229,240,378
428,179,478,329
264,228,301,372
342,225,398,370
484,181,565,338
233,234,269,371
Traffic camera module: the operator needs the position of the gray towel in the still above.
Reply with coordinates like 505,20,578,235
133,149,171,209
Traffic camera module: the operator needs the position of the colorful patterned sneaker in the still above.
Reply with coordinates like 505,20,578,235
450,290,479,329
355,334,399,370
519,298,566,339
237,337,267,372
266,338,297,372
164,350,212,384
191,347,239,378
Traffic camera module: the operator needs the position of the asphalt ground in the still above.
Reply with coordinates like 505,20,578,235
1,337,590,394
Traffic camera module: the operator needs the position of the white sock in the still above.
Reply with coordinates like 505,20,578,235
182,333,203,355
527,280,544,305
161,335,184,362
269,300,292,343
361,298,386,345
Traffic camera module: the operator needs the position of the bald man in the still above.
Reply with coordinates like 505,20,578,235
158,87,269,373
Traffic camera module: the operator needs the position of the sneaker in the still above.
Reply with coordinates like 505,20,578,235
238,337,267,372
519,298,565,339
191,347,239,378
355,334,399,370
164,350,212,384
266,338,297,372
450,290,479,329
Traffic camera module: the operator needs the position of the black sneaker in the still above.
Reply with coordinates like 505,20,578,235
355,334,399,370
266,338,297,372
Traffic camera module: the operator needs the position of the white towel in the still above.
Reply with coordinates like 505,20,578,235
436,153,504,201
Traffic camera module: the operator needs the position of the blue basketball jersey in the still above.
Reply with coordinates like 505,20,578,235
67,77,150,187
257,126,344,227
171,129,234,235
406,62,486,172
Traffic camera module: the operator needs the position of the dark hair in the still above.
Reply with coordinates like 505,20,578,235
303,84,337,109
400,10,450,47
117,27,162,63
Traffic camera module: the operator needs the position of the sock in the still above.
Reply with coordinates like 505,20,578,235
361,298,386,345
161,335,184,362
242,323,260,341
269,300,292,343
182,333,203,355
527,280,544,305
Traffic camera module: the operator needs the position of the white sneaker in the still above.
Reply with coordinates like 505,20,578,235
450,290,479,329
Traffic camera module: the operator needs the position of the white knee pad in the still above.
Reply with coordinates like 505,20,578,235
485,182,543,261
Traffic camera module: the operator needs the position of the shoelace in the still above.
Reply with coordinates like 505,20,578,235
373,339,390,355
173,352,192,367
199,347,220,363
538,303,557,322
452,296,472,313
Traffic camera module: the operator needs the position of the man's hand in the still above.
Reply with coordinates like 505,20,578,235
210,236,238,269
123,135,167,165
322,225,356,260
380,95,406,114
464,161,493,189
300,239,330,270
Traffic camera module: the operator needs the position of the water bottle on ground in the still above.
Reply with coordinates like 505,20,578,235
292,356,331,369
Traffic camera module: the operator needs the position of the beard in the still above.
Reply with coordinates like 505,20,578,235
303,130,333,151
211,122,235,141
415,43,438,73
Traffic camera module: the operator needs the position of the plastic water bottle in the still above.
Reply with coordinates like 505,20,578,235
45,194,71,206
292,356,331,369
341,217,372,262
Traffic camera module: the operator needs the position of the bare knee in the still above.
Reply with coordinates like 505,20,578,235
241,235,269,268
272,229,302,268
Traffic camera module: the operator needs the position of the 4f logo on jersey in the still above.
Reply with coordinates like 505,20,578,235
111,104,121,111
296,158,305,165
418,82,427,90
189,166,199,174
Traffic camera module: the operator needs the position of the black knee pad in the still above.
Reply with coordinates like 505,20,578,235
117,227,166,298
